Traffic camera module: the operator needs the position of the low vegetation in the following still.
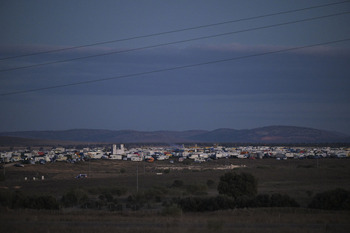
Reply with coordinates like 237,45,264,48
1,158,350,233
308,188,350,210
0,190,59,210
0,171,347,213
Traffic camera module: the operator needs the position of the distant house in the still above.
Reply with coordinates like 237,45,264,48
110,154,122,160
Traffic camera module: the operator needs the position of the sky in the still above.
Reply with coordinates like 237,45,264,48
0,0,350,134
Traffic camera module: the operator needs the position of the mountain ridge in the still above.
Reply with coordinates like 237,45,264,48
0,126,349,144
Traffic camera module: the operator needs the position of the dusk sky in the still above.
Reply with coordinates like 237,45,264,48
1,0,350,134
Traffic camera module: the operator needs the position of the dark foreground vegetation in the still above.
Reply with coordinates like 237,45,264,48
1,172,349,212
1,158,350,232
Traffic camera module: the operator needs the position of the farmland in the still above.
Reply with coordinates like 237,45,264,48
1,158,350,232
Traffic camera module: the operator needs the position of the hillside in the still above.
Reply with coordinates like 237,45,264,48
0,136,79,147
0,126,349,144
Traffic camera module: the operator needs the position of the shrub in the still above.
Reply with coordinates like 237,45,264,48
164,169,170,174
270,193,299,207
182,160,191,165
235,195,257,208
177,196,203,212
185,184,207,195
177,195,235,212
0,191,12,207
253,193,299,208
206,179,215,187
28,195,59,210
99,191,114,202
61,188,89,207
308,188,350,210
171,179,184,188
8,191,29,209
0,190,59,210
107,203,122,211
217,172,257,198
255,194,271,207
161,204,182,216
176,192,299,212
0,173,5,181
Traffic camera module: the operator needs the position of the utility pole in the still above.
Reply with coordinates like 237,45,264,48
136,163,139,193
88,156,90,178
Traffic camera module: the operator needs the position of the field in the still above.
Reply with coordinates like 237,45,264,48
1,158,350,232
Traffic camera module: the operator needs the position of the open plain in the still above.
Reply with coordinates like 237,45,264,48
1,158,350,232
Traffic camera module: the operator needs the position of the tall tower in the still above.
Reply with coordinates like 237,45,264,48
112,144,117,155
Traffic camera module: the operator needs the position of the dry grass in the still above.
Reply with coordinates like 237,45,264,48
1,158,350,232
1,207,349,233
2,158,350,200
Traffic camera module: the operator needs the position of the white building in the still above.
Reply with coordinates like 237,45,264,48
112,144,125,155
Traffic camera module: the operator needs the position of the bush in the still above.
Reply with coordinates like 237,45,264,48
308,188,350,210
177,196,203,212
171,179,184,188
61,188,89,207
164,169,170,174
185,184,207,195
161,204,182,216
0,190,59,210
8,191,29,209
98,191,115,202
107,203,123,211
235,195,256,208
206,179,215,187
255,194,271,207
0,173,5,181
177,195,235,212
217,172,257,198
176,193,299,212
270,193,299,207
0,191,12,207
29,195,59,210
182,160,191,165
251,193,299,208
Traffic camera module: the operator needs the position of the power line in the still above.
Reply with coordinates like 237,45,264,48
1,38,349,97
1,10,349,73
0,0,349,61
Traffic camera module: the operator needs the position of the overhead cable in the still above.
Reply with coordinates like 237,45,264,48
1,38,349,97
0,0,349,61
1,10,349,73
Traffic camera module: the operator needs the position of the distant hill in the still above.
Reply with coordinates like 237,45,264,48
0,136,79,147
189,126,349,143
0,126,349,144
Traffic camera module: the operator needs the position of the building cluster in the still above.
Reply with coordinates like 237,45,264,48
1,144,349,165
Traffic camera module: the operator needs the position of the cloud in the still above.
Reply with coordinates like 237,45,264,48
191,41,350,56
1,42,349,98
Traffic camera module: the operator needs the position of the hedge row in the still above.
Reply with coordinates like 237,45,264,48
1,188,350,211
0,190,59,210
176,193,299,212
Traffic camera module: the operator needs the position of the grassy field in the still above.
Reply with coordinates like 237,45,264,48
1,158,350,232
1,208,349,233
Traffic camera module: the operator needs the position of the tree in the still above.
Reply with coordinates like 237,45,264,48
217,172,257,198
